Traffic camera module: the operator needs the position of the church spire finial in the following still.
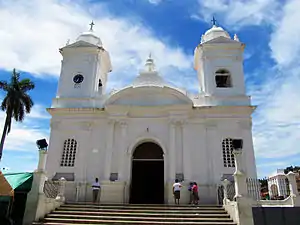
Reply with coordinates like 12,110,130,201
234,34,240,42
211,16,217,26
145,54,156,72
89,20,95,31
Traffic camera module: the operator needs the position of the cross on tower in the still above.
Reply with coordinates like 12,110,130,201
89,21,95,31
211,16,217,26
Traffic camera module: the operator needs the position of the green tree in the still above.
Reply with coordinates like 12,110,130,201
0,69,35,161
284,166,300,174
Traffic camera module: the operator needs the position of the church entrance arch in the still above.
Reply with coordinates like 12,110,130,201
129,142,164,204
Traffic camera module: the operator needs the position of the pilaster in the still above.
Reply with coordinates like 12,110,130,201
205,121,217,184
104,119,116,180
118,120,128,181
168,121,176,182
181,120,191,181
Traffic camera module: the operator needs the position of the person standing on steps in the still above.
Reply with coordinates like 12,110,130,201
192,182,199,205
172,179,182,205
92,178,101,204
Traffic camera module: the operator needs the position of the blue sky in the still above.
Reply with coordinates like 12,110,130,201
0,0,299,178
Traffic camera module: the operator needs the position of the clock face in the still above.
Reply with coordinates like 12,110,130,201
73,74,84,84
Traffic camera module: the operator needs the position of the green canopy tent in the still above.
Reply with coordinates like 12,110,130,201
4,172,33,193
0,172,34,225
0,171,14,220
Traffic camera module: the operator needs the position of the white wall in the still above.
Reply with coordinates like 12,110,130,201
195,44,246,97
45,104,257,203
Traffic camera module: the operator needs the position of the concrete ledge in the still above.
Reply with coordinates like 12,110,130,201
100,181,126,203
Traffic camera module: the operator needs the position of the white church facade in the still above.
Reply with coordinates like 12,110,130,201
45,22,257,204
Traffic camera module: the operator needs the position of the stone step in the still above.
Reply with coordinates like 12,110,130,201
33,203,236,225
67,202,223,208
45,213,231,222
46,213,233,222
34,222,236,225
56,207,226,214
35,217,236,225
61,204,224,211
53,210,230,218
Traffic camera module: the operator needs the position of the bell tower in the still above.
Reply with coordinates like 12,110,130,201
56,21,112,99
194,19,246,97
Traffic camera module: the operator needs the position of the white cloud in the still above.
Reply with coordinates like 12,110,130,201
0,104,50,153
194,0,280,29
0,0,192,80
269,0,300,67
248,0,300,161
251,70,300,159
148,0,162,5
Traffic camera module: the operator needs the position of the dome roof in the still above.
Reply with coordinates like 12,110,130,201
76,30,102,46
202,25,231,43
132,56,166,88
105,55,193,106
76,22,102,46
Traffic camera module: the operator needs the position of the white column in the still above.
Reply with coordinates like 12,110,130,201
37,149,47,172
104,119,115,180
182,121,191,181
118,121,127,181
205,123,216,184
286,172,298,197
56,177,66,202
169,122,176,182
222,179,231,201
37,149,48,194
233,149,248,198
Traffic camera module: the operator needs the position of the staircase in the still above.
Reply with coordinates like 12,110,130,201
33,202,236,225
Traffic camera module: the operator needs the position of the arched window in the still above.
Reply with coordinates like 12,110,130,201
60,139,77,167
215,69,232,88
222,138,235,168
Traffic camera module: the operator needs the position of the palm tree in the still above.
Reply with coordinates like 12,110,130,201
0,69,35,161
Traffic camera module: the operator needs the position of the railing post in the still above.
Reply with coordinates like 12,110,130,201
233,149,248,198
286,171,300,206
222,179,231,201
232,148,255,225
286,172,298,197
55,177,66,202
23,149,48,224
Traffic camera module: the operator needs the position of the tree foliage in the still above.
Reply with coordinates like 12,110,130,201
0,69,35,161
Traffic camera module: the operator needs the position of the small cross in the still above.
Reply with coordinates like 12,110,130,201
89,20,95,31
211,16,217,26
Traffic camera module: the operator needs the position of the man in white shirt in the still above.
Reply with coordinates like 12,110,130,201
92,178,101,203
172,179,182,205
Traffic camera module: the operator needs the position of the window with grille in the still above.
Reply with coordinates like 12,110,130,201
60,139,77,167
222,138,235,167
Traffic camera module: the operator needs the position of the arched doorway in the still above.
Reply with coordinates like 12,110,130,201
129,142,164,204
